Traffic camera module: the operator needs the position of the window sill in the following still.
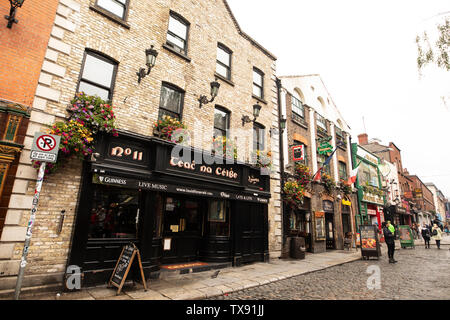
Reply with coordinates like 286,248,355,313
214,73,235,87
252,95,267,105
89,5,130,29
291,116,308,130
162,43,191,63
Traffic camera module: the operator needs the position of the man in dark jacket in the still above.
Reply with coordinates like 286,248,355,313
382,222,397,263
421,223,431,248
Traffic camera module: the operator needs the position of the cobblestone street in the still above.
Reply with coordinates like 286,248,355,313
209,246,450,300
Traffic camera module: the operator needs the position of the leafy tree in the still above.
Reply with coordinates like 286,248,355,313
416,17,449,72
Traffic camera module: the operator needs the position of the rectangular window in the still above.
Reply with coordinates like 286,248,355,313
216,45,232,80
158,83,184,120
96,0,128,19
166,13,189,55
213,107,230,138
88,186,139,239
252,68,264,99
78,51,117,101
316,113,327,132
253,123,265,151
317,154,331,175
292,96,305,118
207,200,230,236
293,141,308,166
338,161,347,180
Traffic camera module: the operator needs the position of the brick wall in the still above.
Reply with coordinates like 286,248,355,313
0,1,59,106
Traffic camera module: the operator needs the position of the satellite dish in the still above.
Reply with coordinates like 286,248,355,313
378,163,391,177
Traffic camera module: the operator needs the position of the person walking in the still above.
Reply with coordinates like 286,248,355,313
383,221,397,263
431,224,443,249
421,223,431,249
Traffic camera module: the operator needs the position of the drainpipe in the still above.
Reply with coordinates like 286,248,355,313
276,77,285,246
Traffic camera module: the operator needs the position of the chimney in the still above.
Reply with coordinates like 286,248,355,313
358,133,368,145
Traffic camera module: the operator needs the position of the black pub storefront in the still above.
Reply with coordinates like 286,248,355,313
68,132,271,285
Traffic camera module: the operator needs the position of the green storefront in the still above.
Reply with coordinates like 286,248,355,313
351,144,386,232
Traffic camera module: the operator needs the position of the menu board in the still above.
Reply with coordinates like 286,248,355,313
359,225,378,252
109,243,147,294
399,225,415,248
315,212,326,240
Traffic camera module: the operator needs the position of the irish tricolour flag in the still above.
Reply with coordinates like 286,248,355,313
347,161,361,185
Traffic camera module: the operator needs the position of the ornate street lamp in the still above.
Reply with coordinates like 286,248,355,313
242,103,262,126
198,80,220,108
137,45,158,84
5,0,25,29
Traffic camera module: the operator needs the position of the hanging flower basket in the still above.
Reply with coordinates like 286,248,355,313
283,181,305,208
251,149,272,169
321,173,336,194
153,115,188,144
294,163,312,188
32,92,118,175
339,179,352,195
212,136,238,160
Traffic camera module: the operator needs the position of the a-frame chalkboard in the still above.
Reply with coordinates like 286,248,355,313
109,243,147,294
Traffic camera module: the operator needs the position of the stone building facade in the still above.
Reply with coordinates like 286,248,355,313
278,74,357,254
0,0,282,290
425,183,447,224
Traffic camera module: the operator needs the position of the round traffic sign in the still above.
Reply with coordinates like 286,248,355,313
36,135,57,152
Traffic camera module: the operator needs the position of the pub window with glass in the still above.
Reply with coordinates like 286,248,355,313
252,68,264,99
88,186,139,239
166,12,189,55
338,161,347,180
95,0,129,20
77,50,118,101
293,140,308,166
213,106,230,139
216,44,232,80
158,83,184,120
317,154,331,175
253,123,265,151
358,162,379,187
316,113,327,132
292,95,305,120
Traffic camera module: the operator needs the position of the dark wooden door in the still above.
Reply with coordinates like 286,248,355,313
239,203,265,264
161,197,204,264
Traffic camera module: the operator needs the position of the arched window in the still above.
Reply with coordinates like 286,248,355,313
213,106,230,138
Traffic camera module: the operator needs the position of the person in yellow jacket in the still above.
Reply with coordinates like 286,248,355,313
431,224,443,249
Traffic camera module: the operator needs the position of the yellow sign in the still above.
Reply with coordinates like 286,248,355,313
342,199,352,206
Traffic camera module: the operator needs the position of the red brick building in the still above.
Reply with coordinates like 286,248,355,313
0,1,59,238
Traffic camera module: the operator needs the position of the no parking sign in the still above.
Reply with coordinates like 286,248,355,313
30,132,61,163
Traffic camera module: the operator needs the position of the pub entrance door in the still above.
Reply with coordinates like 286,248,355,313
325,212,335,250
238,203,266,264
161,195,204,264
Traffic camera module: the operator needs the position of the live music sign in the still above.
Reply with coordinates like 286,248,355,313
30,132,61,163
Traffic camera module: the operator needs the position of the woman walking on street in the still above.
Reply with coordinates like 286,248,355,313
383,222,397,263
421,223,431,248
431,224,443,249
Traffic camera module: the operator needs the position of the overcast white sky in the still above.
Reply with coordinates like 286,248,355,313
228,0,450,200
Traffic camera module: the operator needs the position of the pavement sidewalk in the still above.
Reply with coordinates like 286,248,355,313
7,234,450,301
11,249,362,301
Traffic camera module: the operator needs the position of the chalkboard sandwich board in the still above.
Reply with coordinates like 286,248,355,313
109,243,147,294
359,225,381,260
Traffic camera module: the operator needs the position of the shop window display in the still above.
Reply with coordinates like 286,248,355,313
88,186,139,239
207,200,230,237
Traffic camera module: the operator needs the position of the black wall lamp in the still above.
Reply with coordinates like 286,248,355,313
198,80,220,108
5,0,25,29
137,45,158,84
270,118,286,136
242,103,261,126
